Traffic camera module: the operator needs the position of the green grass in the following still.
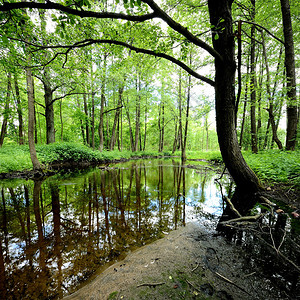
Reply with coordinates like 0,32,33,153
0,144,299,189
0,143,173,173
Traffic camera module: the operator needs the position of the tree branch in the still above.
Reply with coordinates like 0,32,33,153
21,38,215,86
103,105,123,115
0,1,156,22
51,92,89,104
0,0,222,61
239,20,284,44
141,0,222,61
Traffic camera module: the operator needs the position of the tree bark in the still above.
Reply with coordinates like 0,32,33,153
26,65,41,170
134,73,141,152
0,73,11,147
178,69,183,151
239,59,250,148
42,71,56,144
91,91,95,149
14,74,24,145
83,92,90,146
110,86,123,150
182,71,191,162
208,0,262,218
261,32,283,150
158,96,164,152
250,0,258,153
98,54,107,151
124,97,135,151
280,0,298,150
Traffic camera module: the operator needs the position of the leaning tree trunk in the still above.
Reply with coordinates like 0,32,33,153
280,0,298,150
208,0,262,219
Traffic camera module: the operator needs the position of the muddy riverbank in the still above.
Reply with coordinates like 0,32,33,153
64,221,296,300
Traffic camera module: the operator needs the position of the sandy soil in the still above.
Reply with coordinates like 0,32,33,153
63,221,283,300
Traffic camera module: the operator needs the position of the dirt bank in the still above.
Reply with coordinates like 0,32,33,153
63,221,286,300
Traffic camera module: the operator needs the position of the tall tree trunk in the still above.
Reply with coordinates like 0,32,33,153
172,120,178,153
182,72,191,162
59,100,63,141
239,60,250,148
280,0,298,150
261,32,283,150
208,0,262,219
134,73,141,152
110,86,123,150
98,54,107,151
124,98,135,151
42,70,55,144
34,100,38,144
158,98,165,152
250,0,258,153
178,69,183,151
0,73,11,147
26,65,41,170
14,74,24,145
143,96,147,151
91,91,95,149
83,92,90,146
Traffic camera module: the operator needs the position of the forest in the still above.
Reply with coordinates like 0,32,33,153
0,0,298,154
0,0,299,299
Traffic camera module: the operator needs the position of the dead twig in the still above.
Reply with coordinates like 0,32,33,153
220,214,263,224
186,279,201,293
213,271,252,296
191,262,200,272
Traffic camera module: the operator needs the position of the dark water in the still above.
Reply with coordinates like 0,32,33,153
0,159,299,299
0,159,230,299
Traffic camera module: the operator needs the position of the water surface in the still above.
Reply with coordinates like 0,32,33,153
0,159,229,299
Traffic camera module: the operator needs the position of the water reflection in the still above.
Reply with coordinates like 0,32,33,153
0,159,227,299
225,204,300,299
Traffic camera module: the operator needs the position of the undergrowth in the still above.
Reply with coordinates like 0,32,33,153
0,143,299,190
243,150,300,188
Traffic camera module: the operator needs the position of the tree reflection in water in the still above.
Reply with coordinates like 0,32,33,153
0,159,225,299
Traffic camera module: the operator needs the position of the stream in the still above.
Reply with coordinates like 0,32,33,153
0,159,299,299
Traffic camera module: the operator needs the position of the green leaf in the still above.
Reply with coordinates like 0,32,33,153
214,33,219,40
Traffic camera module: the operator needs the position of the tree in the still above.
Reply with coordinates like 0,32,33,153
0,72,11,147
280,0,298,150
0,0,270,212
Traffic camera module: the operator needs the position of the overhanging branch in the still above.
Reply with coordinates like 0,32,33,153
0,0,222,61
24,38,215,86
0,1,156,22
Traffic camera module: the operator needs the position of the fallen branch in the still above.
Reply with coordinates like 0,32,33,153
220,214,263,224
223,196,242,218
213,271,252,296
137,282,165,288
259,196,276,207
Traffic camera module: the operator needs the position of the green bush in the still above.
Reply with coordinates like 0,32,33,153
36,142,100,163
